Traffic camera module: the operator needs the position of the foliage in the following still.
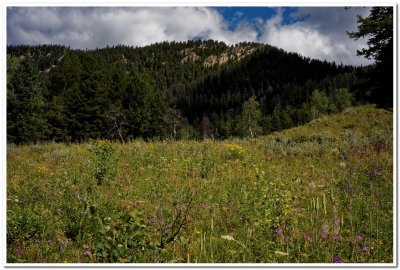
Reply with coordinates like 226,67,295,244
90,211,153,263
239,96,262,138
7,58,47,144
7,40,368,143
224,143,245,159
347,7,393,63
347,7,393,107
7,105,393,263
309,89,329,120
164,107,183,140
333,88,353,112
90,140,116,185
242,166,297,232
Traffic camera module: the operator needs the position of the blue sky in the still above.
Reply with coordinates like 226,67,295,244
7,7,372,65
215,7,300,30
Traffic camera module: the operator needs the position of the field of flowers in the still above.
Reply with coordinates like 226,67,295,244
6,105,393,263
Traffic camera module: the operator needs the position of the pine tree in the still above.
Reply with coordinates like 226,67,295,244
7,59,47,143
123,73,168,139
347,7,393,107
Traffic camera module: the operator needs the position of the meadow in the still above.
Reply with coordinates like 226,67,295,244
6,105,393,263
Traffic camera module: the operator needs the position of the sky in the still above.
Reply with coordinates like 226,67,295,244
7,6,373,66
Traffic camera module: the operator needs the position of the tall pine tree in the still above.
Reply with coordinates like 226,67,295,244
7,58,47,144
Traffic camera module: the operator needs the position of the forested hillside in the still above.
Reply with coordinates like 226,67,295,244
7,40,373,143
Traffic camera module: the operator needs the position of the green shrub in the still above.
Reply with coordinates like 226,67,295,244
89,211,153,263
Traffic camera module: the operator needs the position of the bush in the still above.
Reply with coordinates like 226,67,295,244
89,211,153,263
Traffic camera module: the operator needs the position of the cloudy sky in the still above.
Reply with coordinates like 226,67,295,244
7,6,373,65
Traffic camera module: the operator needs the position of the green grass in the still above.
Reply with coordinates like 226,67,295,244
7,105,393,263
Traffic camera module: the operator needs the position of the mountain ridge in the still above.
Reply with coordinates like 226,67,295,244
7,40,369,143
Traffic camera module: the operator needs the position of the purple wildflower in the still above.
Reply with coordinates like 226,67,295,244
304,233,314,243
47,240,52,244
45,208,49,213
363,246,370,253
357,233,364,240
275,227,283,235
333,234,339,241
14,245,25,256
332,256,344,263
321,231,327,239
151,217,157,224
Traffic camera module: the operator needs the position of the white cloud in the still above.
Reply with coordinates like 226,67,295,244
257,8,373,66
8,7,222,48
7,7,373,65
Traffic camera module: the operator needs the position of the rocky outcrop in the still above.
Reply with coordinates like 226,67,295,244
203,55,218,68
202,45,260,68
180,48,200,64
218,53,230,65
232,46,258,61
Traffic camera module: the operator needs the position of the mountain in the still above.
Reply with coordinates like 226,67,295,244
7,40,370,143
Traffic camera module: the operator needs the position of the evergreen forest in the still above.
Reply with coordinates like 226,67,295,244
5,40,385,144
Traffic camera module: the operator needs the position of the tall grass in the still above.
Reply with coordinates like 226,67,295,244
7,105,393,263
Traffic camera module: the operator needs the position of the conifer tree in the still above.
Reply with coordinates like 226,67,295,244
7,58,47,143
347,7,393,107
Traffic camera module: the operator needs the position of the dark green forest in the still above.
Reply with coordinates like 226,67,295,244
3,40,382,143
7,7,393,144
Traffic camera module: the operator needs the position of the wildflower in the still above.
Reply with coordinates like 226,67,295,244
14,245,25,256
224,143,245,153
332,256,344,263
151,217,157,224
201,202,206,209
37,164,47,173
45,208,49,213
321,231,327,239
304,233,314,243
76,193,82,201
363,246,370,253
47,240,52,244
357,233,364,241
275,227,283,236
83,250,92,256
333,234,339,241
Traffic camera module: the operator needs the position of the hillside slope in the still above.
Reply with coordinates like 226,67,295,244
7,105,393,263
7,40,366,143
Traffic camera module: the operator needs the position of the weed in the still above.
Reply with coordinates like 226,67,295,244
90,140,116,185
